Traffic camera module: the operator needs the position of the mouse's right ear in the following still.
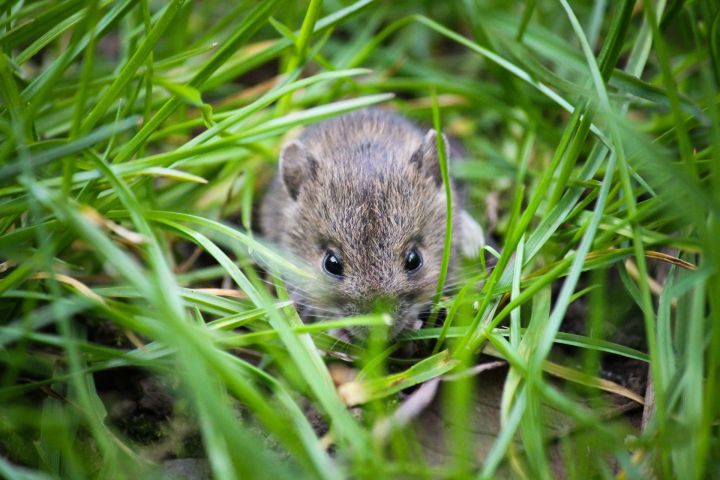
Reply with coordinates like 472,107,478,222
280,140,317,200
410,130,449,187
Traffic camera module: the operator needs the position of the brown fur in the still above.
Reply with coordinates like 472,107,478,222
259,109,471,338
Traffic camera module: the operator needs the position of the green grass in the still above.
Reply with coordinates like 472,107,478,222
1,1,719,478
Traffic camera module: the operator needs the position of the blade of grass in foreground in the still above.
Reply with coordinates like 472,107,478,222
338,351,459,406
27,159,313,477
136,211,373,463
88,150,340,478
275,0,323,113
79,0,186,134
429,92,453,323
111,0,285,164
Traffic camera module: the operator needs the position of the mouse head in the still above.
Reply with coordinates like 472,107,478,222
278,129,457,338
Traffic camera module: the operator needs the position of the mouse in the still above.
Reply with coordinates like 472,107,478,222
259,108,484,339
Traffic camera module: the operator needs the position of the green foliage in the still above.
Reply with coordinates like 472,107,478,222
1,0,718,478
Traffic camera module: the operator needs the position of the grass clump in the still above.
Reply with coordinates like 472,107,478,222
1,1,719,479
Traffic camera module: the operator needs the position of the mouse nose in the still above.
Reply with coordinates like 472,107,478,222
353,294,397,315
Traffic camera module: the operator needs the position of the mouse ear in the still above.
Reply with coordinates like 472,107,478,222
458,209,485,258
280,140,318,200
410,129,449,187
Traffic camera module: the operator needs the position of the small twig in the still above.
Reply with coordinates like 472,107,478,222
175,245,203,274
193,288,246,299
441,360,507,381
32,272,106,305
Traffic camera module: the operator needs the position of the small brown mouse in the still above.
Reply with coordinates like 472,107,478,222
259,109,483,338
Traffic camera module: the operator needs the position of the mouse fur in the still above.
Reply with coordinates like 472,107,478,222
259,108,483,338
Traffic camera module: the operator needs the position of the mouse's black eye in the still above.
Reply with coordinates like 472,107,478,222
323,251,344,277
404,247,423,273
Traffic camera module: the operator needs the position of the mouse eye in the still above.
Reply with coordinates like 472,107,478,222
404,247,423,273
323,251,344,277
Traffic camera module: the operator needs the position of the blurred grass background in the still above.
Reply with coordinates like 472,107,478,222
0,0,719,478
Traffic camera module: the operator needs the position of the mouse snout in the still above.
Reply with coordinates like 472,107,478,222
338,290,424,339
350,294,397,316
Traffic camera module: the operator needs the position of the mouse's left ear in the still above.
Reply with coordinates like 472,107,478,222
410,129,450,187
